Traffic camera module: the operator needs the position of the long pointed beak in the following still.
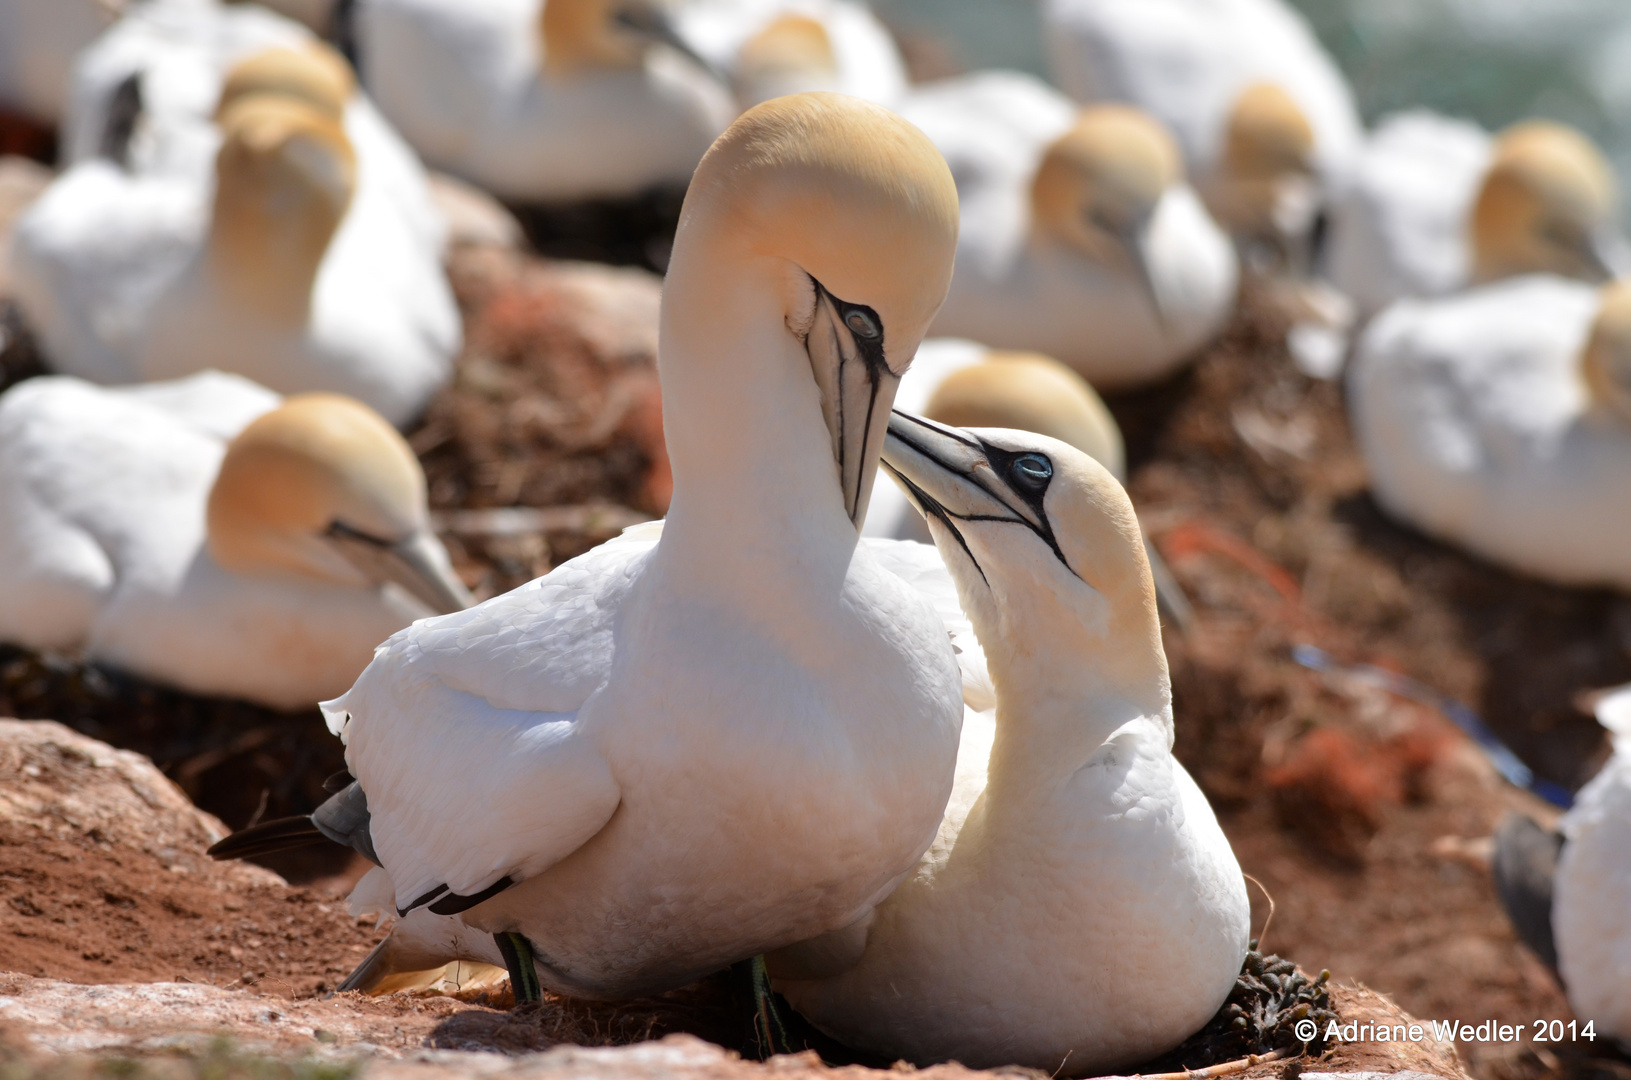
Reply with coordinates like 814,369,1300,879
613,3,726,82
880,411,1034,527
327,524,473,614
806,286,903,529
1116,221,1168,330
1586,226,1631,281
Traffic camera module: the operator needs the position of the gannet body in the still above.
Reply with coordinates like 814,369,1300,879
65,2,446,257
1328,115,1630,318
1348,275,1631,588
213,94,966,1000
1042,0,1360,267
0,372,470,709
0,0,124,125
673,0,907,110
899,73,1236,388
352,0,734,202
14,58,459,428
1554,688,1631,1046
774,414,1248,1074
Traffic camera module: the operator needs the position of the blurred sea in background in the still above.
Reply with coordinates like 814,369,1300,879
873,0,1631,207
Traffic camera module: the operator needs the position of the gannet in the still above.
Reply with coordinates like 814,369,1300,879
0,0,122,126
1042,0,1362,273
0,372,471,709
1327,115,1631,318
209,93,967,1002
772,412,1249,1074
1495,686,1631,1048
13,65,459,428
348,0,734,202
898,73,1237,389
1348,275,1631,589
672,0,908,111
63,3,447,258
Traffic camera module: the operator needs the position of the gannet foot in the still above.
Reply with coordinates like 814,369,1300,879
493,932,543,1004
750,954,794,1057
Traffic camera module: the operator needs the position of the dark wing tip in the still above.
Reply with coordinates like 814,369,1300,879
1492,811,1564,972
206,815,326,861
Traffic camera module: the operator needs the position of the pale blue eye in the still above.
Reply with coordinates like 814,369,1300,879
1010,453,1052,491
845,309,880,340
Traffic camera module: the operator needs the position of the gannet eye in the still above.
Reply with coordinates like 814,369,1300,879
1009,453,1052,492
844,309,881,340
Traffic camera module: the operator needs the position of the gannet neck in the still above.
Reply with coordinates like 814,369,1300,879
654,93,958,593
1472,121,1625,284
879,415,1168,778
1582,279,1631,425
207,97,355,327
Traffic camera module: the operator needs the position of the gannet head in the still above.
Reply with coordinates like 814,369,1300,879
733,14,840,107
215,43,354,123
207,394,472,614
922,351,1125,481
1581,279,1631,424
209,96,355,325
880,411,1163,698
1032,105,1181,322
669,92,959,527
1213,83,1318,266
1471,121,1629,284
540,0,715,77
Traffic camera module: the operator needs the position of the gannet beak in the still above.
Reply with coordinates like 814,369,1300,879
881,412,1045,532
612,2,724,81
806,280,902,528
326,522,474,614
1116,220,1168,329
1587,226,1631,281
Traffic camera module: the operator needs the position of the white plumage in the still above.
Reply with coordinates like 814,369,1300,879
0,372,463,708
899,72,1237,389
1554,687,1631,1047
353,0,734,202
1347,275,1631,588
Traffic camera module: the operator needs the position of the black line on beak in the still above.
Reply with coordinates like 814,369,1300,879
810,276,890,521
882,459,987,586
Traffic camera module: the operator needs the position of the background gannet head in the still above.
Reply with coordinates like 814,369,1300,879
1471,121,1629,284
207,394,472,614
667,92,959,526
540,0,715,77
1212,83,1318,267
215,44,354,123
209,96,356,324
1581,279,1631,424
922,351,1126,481
1032,105,1181,320
880,412,1165,706
732,14,840,107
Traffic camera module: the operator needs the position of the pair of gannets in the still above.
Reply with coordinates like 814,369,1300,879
1326,115,1631,318
343,0,733,203
898,72,1237,388
672,0,907,111
13,30,459,428
1496,687,1631,1047
1347,276,1631,589
1042,0,1362,274
0,371,470,709
214,93,968,1000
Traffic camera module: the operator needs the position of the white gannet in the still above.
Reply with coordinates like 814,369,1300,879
1042,0,1362,273
772,412,1249,1074
1495,686,1631,1049
898,73,1236,389
0,371,471,709
1348,276,1631,589
672,0,907,111
350,0,734,203
1327,116,1631,319
209,93,967,1002
863,339,1123,544
13,75,459,428
0,0,122,126
64,3,447,258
